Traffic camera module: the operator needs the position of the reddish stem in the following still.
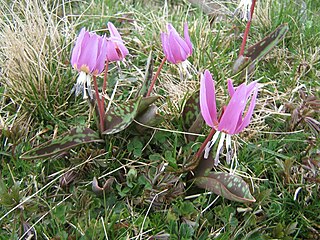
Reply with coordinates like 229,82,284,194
93,75,105,132
239,0,257,56
196,128,216,158
102,61,109,94
146,57,167,97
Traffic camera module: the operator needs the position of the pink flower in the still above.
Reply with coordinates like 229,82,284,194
161,23,193,64
106,22,129,62
71,28,107,75
200,70,258,165
71,28,107,99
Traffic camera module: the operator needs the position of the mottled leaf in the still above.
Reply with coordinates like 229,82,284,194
182,90,202,129
244,23,289,62
232,55,252,73
233,23,289,74
181,90,204,142
20,127,104,160
194,172,256,203
135,104,163,133
102,97,142,135
137,96,160,115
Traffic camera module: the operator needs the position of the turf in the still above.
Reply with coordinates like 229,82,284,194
0,0,319,239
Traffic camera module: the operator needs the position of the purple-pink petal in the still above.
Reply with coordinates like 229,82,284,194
106,41,120,62
200,70,218,128
77,32,100,73
218,83,247,134
183,22,193,55
71,28,86,68
235,87,258,133
161,23,192,64
227,79,235,97
94,36,107,74
168,33,188,63
245,81,257,99
108,22,121,39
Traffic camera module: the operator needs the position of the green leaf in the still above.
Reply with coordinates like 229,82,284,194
233,23,289,74
194,172,256,203
135,104,163,133
102,97,142,135
182,90,201,130
137,96,160,115
232,55,252,73
244,23,289,62
181,90,204,142
20,126,104,160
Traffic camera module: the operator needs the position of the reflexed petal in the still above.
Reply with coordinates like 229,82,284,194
108,22,121,39
227,79,235,97
94,36,107,74
218,83,247,134
200,70,218,128
245,81,257,99
235,87,258,133
183,22,193,55
71,28,87,68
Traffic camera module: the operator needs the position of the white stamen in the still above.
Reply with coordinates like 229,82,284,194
214,132,226,166
85,74,93,99
235,0,253,21
226,134,232,164
204,131,221,159
74,71,87,97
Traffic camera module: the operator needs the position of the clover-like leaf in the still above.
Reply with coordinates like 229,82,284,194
102,97,142,135
20,127,104,160
194,172,256,203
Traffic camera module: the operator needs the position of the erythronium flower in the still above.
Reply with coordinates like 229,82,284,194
106,22,129,62
161,23,193,64
71,28,108,99
200,70,258,166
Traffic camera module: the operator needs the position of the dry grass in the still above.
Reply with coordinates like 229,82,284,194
0,0,77,124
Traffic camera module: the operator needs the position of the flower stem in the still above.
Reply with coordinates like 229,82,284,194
239,0,257,56
146,57,167,97
93,75,105,132
196,128,216,158
102,61,109,94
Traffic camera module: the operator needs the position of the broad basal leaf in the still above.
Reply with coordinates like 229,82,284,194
233,23,289,74
194,172,256,203
137,96,160,115
181,90,204,141
20,126,104,160
102,97,142,135
182,90,200,130
135,104,163,133
245,23,289,62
